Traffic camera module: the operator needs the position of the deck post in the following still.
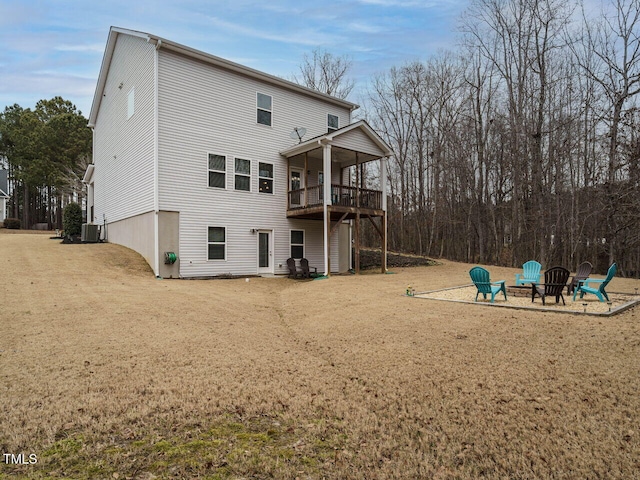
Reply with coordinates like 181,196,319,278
322,140,331,276
381,155,387,273
304,152,308,207
355,152,360,208
355,211,360,274
381,213,387,273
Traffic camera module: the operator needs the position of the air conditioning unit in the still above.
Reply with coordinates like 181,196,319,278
81,223,100,243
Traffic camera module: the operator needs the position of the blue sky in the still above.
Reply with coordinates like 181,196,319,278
0,0,469,117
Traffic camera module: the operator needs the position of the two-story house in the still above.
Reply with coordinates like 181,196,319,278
85,27,391,278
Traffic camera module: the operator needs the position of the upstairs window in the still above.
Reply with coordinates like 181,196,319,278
328,114,339,133
234,158,251,191
257,93,272,126
208,154,226,188
259,162,273,194
291,230,304,259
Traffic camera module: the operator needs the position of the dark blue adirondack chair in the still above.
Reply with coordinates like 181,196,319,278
573,263,617,302
470,266,507,303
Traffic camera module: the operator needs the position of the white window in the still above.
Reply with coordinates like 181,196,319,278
208,154,226,189
259,162,273,194
291,230,304,259
328,114,339,132
234,158,251,191
257,93,272,126
127,88,135,119
208,227,226,260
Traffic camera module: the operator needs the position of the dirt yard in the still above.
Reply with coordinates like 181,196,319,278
1,229,639,479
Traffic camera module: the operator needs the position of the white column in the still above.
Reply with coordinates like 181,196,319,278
381,156,387,211
322,141,332,276
381,156,388,272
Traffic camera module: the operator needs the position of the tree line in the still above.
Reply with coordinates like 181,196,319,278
356,0,640,276
0,97,92,229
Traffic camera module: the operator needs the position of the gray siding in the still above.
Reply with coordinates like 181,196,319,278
157,49,348,276
331,128,386,157
93,35,156,225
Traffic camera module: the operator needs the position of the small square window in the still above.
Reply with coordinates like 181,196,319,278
328,114,339,132
257,93,272,126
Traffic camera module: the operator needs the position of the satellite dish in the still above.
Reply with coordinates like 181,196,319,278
289,127,307,143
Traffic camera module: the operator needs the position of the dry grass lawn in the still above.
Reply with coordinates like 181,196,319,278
1,229,639,479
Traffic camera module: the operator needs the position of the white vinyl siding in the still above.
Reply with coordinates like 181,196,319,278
156,48,348,276
93,34,155,225
331,128,383,156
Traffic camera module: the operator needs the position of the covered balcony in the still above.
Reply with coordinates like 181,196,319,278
280,120,392,274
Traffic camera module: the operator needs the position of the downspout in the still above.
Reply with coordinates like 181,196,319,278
152,38,161,277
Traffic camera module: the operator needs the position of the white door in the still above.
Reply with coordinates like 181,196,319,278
257,230,273,274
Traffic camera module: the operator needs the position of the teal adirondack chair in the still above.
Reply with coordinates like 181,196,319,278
515,260,542,285
573,263,617,302
470,266,507,303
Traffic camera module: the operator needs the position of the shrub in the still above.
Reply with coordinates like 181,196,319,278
3,218,21,229
63,203,83,237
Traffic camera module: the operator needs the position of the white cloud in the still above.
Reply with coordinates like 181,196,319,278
203,16,341,47
55,44,105,53
347,21,385,34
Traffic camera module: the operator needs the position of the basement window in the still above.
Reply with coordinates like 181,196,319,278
291,230,304,259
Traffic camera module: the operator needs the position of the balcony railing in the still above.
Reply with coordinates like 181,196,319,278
288,184,382,211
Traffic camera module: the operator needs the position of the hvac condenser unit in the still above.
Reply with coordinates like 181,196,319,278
81,223,99,243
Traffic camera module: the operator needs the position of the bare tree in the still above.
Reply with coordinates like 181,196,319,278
294,49,355,99
570,0,640,263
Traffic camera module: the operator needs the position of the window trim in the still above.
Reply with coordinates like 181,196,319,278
327,113,339,133
234,157,252,192
257,92,273,127
207,226,227,261
290,229,305,259
258,161,274,194
207,152,227,189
